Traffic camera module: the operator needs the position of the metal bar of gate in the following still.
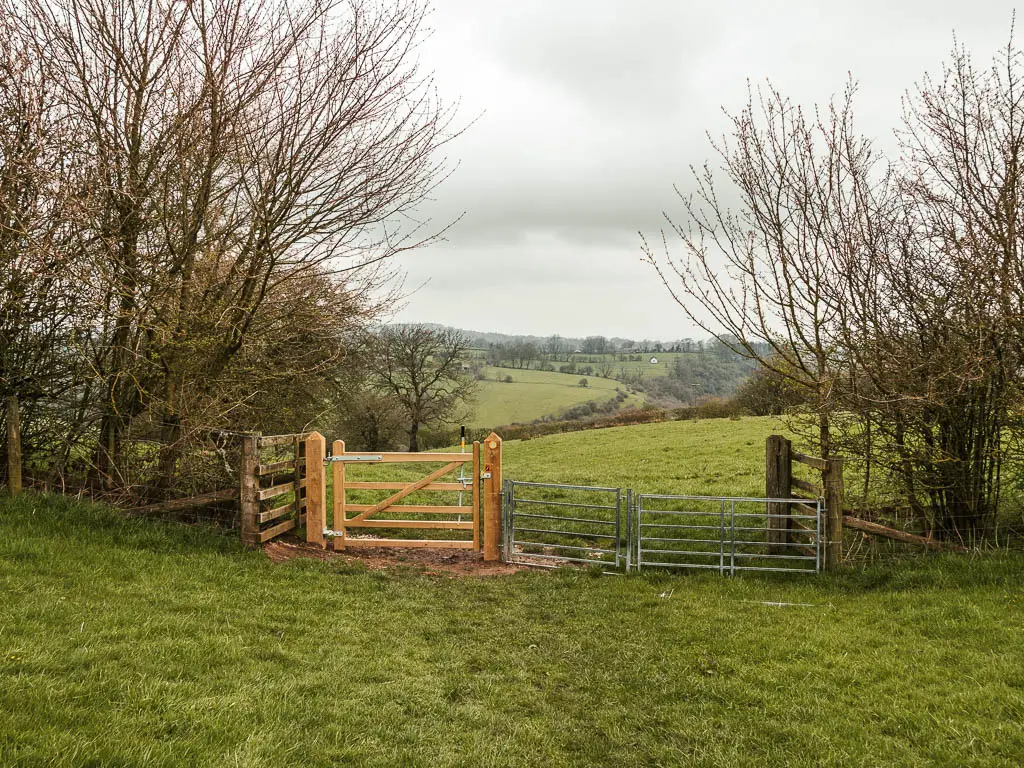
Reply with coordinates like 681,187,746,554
634,494,821,575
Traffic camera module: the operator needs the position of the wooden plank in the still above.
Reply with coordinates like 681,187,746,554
483,432,502,561
472,441,481,551
6,396,21,497
793,544,817,558
332,440,346,552
258,458,306,475
130,488,238,516
791,502,818,517
258,478,306,501
791,477,822,496
342,538,475,549
842,514,964,551
240,435,260,548
258,518,296,543
344,504,474,515
344,481,465,491
344,519,474,530
258,433,310,448
258,502,294,524
305,433,327,547
293,435,304,521
792,451,828,471
373,452,473,463
348,462,462,523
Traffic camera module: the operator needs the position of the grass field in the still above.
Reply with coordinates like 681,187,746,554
2,491,1024,766
469,366,640,428
503,416,782,496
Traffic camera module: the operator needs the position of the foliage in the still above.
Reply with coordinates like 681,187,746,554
733,364,807,416
0,0,454,498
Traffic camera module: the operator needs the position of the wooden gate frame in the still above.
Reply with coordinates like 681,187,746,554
304,432,502,557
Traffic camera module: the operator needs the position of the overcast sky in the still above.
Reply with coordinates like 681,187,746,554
389,0,1017,340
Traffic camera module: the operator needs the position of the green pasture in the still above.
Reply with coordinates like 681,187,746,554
468,366,639,428
2,492,1024,766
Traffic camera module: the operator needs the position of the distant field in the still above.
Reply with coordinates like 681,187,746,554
469,366,641,428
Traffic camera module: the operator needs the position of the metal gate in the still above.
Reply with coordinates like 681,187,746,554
634,494,822,574
503,481,624,568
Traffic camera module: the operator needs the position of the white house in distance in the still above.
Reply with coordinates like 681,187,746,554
649,356,658,364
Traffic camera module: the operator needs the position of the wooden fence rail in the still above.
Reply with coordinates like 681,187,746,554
240,432,310,548
284,431,503,556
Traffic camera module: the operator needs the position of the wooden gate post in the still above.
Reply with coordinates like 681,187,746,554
240,434,260,548
305,432,327,547
331,440,346,551
824,457,845,569
765,435,791,548
6,396,21,497
482,432,502,561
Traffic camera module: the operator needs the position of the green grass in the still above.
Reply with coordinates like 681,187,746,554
3,488,1024,766
469,367,639,428
503,416,782,496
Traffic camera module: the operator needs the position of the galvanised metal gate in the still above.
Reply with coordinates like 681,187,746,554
634,495,822,574
503,481,624,568
503,482,822,575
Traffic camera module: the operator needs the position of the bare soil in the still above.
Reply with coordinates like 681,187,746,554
263,538,521,577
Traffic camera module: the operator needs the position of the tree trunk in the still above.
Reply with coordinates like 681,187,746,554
408,421,419,452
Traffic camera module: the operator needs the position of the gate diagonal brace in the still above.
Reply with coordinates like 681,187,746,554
348,461,463,523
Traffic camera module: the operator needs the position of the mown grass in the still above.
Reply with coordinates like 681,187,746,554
470,367,639,428
3,492,1024,766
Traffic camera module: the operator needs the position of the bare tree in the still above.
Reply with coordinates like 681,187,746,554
10,0,457,492
369,326,475,451
642,80,884,459
644,32,1024,541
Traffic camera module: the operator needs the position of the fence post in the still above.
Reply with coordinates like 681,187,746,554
240,434,260,548
472,440,481,551
766,435,791,548
824,457,845,569
305,432,327,548
482,432,502,561
6,396,21,497
331,439,346,551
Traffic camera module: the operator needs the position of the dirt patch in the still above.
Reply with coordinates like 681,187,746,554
263,539,521,577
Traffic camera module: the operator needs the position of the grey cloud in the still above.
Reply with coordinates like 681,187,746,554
394,0,1021,338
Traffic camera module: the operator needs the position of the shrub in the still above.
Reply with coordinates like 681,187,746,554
578,378,589,388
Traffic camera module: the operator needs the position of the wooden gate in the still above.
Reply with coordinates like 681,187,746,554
304,433,501,553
